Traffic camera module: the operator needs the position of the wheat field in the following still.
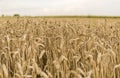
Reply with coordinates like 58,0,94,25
0,17,120,78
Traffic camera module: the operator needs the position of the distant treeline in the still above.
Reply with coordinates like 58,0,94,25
1,14,120,18
37,15,120,18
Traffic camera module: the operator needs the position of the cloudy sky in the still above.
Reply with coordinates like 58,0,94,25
0,0,120,16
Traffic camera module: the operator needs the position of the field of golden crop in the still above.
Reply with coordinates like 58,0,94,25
0,17,120,78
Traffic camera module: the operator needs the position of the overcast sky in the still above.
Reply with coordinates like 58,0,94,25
0,0,120,16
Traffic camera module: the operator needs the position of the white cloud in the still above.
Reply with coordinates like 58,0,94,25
0,0,120,16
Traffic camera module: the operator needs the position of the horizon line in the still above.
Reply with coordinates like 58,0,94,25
1,15,120,18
